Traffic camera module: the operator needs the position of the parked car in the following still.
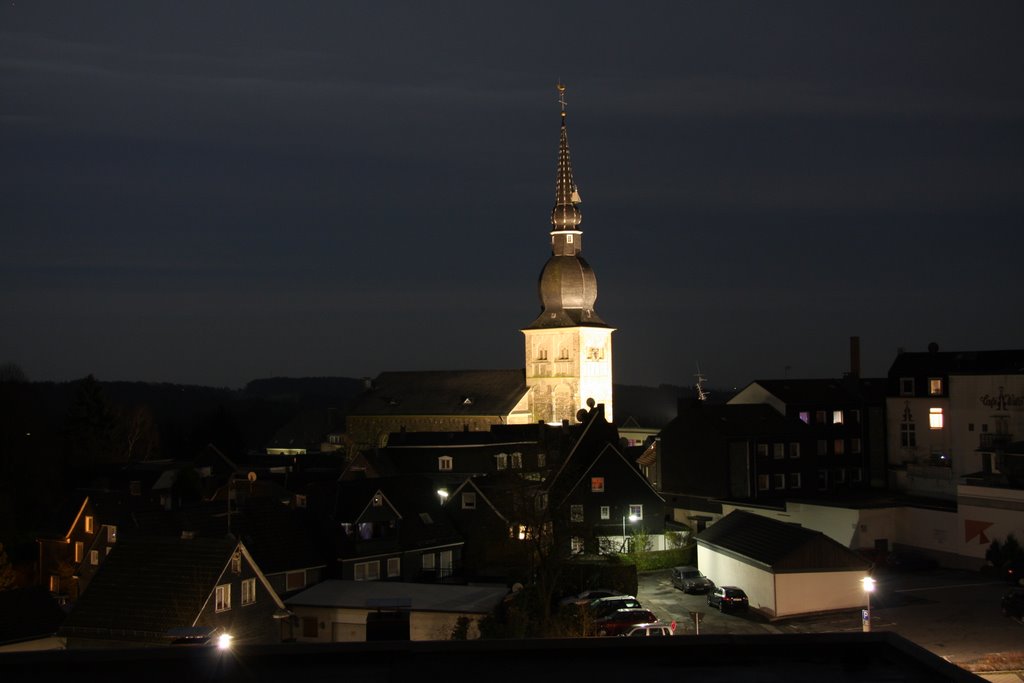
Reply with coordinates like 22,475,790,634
595,608,659,636
1002,587,1024,621
589,595,642,619
623,621,676,637
707,586,749,613
671,566,714,594
558,588,618,607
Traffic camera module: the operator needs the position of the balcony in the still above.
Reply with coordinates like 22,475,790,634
979,433,1013,451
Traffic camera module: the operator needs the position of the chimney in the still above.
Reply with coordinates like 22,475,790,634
849,336,861,379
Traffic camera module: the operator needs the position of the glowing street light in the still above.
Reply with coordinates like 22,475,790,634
861,576,876,632
437,489,449,504
621,513,640,552
217,633,233,650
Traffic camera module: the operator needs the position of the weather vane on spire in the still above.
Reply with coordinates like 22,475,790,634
557,81,567,116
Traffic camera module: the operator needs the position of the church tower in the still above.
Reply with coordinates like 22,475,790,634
523,84,615,424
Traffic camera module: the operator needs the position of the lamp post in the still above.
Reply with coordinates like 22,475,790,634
861,576,876,632
621,513,639,552
437,489,449,505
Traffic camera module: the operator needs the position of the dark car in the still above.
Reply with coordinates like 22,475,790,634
707,586,749,613
671,566,714,594
595,608,659,636
589,595,642,619
1002,587,1024,621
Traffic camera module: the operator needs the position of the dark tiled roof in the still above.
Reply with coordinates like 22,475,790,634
232,498,328,574
673,401,803,438
695,510,871,572
60,536,238,638
888,348,1024,376
333,476,462,550
347,370,527,416
741,377,888,405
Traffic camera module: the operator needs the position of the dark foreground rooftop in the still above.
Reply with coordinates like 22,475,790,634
0,632,983,683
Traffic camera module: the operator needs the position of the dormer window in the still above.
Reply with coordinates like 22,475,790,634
900,378,915,396
495,453,508,470
438,456,452,471
84,516,94,534
591,477,605,493
929,378,943,395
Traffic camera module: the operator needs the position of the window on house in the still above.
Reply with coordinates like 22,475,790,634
295,494,307,508
302,617,318,638
462,492,476,510
629,504,643,520
108,526,117,543
84,516,94,534
511,452,523,469
537,452,546,468
422,554,436,571
900,378,915,396
929,378,943,395
570,504,583,522
535,492,548,511
815,410,826,424
756,443,769,457
241,578,256,606
851,438,862,454
789,442,801,458
566,234,574,244
231,552,242,574
89,550,99,565
537,349,548,360
600,505,610,520
773,444,785,459
495,453,508,470
773,474,785,490
49,575,59,593
831,410,843,425
799,411,810,424
836,468,847,483
817,440,828,456
388,557,401,578
834,439,845,455
286,570,306,592
215,584,231,612
591,477,605,492
901,421,916,447
438,456,452,471
129,481,142,496
570,537,584,554
355,561,381,581
788,472,802,489
74,542,83,563
852,468,863,483
968,423,975,432
929,407,944,430
559,348,570,360
757,474,769,491
850,409,861,423
817,469,828,490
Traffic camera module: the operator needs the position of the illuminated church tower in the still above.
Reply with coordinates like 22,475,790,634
523,84,615,424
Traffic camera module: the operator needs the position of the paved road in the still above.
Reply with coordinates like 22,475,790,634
637,568,1024,679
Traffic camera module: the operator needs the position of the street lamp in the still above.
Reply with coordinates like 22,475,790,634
861,576,876,632
437,489,449,505
621,513,639,552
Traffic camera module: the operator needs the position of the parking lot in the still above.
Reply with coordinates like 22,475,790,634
637,567,1024,677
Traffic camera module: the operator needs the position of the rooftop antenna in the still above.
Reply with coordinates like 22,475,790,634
695,364,710,402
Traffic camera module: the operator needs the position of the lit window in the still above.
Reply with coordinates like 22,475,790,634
49,575,59,593
629,504,643,520
570,536,584,554
387,557,401,578
900,378,915,396
757,474,769,491
84,516,94,534
833,410,844,425
89,550,99,565
511,452,523,469
566,234,574,244
773,444,784,459
929,378,943,396
231,552,241,574
773,474,785,490
108,526,117,543
788,472,802,489
215,584,231,612
354,561,380,581
74,542,83,563
600,505,610,520
929,408,944,430
799,412,810,424
789,442,801,458
241,578,256,606
591,477,605,492
495,453,508,470
571,504,583,522
438,456,452,471
462,492,476,510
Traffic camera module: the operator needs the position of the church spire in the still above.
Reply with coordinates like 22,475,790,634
551,82,582,236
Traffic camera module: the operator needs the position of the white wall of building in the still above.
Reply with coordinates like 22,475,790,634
949,374,1024,477
289,606,486,642
775,571,869,618
696,545,775,615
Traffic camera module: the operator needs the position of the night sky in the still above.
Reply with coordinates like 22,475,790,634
3,2,1023,392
